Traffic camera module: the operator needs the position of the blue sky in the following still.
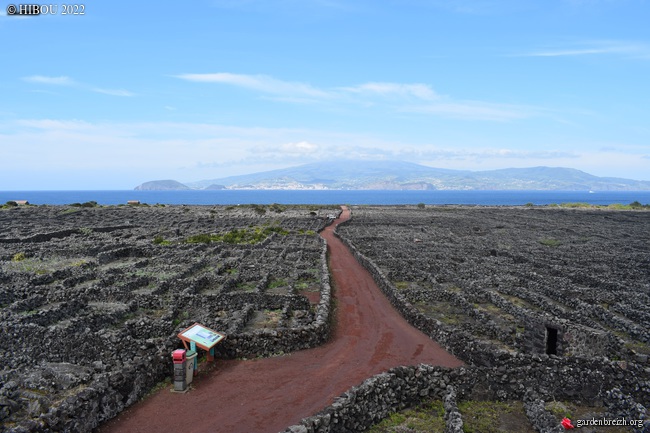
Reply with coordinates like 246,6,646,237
1,0,649,189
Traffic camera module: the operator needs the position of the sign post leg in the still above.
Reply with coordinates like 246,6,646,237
190,341,198,371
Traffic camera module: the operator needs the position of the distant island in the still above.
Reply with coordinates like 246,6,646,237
134,161,650,191
134,180,191,191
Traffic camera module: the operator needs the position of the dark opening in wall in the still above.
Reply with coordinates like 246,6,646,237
546,327,558,355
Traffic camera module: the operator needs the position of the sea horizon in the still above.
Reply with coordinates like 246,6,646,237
2,189,650,207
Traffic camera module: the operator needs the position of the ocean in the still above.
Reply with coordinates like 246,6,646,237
2,190,650,206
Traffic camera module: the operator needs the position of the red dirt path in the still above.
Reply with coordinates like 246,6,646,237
96,207,463,433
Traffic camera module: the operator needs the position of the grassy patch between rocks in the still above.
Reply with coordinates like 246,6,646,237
185,225,289,245
367,400,445,433
458,400,536,433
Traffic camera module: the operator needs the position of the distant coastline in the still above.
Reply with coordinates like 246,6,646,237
136,161,650,192
2,190,650,207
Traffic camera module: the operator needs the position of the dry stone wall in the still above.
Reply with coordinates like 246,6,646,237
0,204,338,433
281,206,649,433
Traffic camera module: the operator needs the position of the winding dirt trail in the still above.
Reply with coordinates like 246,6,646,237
97,206,462,433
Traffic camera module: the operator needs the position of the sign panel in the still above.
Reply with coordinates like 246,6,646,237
178,323,226,351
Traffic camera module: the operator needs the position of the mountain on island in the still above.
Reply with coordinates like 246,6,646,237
134,180,191,191
134,161,650,191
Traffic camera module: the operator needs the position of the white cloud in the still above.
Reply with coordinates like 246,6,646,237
16,119,95,131
176,72,539,121
175,73,332,99
2,118,649,188
521,41,650,58
404,101,535,121
280,141,320,155
91,88,135,97
343,82,438,100
21,75,134,97
23,75,75,85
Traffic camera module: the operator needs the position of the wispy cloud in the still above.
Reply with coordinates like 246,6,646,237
175,73,332,99
176,72,538,121
521,41,650,58
23,75,75,85
91,88,135,97
404,101,536,121
342,82,438,100
21,75,134,97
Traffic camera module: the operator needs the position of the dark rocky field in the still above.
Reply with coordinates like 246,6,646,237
1,203,649,432
338,205,650,362
334,205,649,432
0,204,338,432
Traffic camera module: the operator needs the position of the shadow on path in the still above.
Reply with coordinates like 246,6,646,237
96,206,462,433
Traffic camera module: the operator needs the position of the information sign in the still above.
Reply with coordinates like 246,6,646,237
178,323,226,351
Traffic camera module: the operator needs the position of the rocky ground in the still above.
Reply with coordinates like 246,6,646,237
338,205,650,362
335,205,649,432
2,203,649,432
0,203,338,432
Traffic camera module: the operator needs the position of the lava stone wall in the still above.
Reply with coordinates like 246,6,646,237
310,221,649,433
216,238,333,359
563,323,613,358
281,359,649,433
0,208,337,433
333,221,504,367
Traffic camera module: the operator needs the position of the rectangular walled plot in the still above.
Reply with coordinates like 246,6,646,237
233,280,259,293
414,301,472,327
472,301,521,334
458,400,538,433
367,399,446,432
244,309,284,331
297,274,321,305
265,278,292,295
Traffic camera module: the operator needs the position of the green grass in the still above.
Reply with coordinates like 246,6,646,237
539,238,561,247
186,225,289,245
394,281,409,290
12,252,26,262
268,279,288,289
236,281,257,292
153,235,171,245
415,300,467,326
558,202,592,208
6,256,89,274
368,400,445,433
3,201,19,208
459,401,535,433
